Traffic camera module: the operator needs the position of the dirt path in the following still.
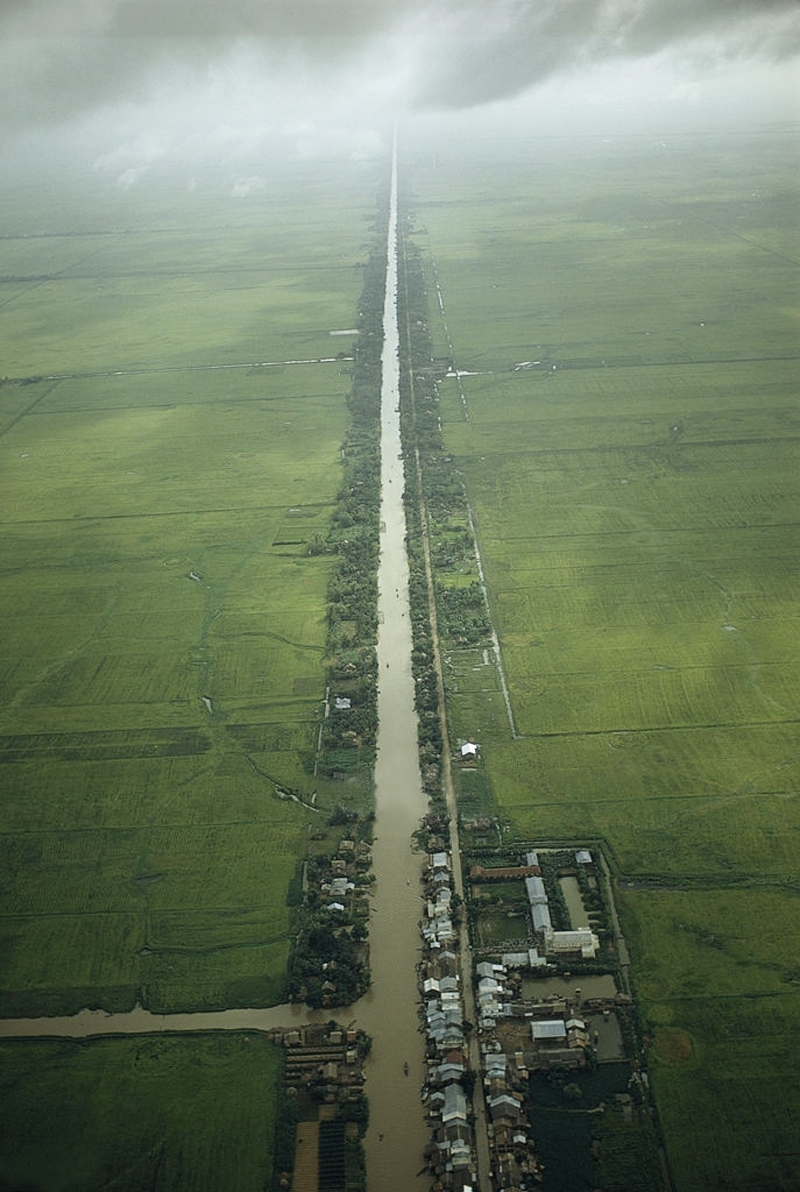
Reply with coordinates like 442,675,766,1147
398,175,494,1192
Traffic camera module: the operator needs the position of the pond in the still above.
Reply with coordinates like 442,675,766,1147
521,974,618,1002
560,875,590,928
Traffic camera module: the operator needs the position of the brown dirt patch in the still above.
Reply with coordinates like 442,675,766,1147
653,1028,694,1065
291,1121,319,1192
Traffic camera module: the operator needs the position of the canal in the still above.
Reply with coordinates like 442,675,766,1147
357,133,430,1191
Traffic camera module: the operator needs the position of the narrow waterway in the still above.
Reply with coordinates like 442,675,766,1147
357,133,430,1192
0,1002,324,1040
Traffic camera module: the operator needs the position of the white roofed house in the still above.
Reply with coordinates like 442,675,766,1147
328,876,349,900
423,915,456,945
502,948,547,969
488,1092,523,1124
483,1052,507,1082
531,902,552,935
428,886,452,919
531,1019,567,1044
435,1050,466,1085
525,875,548,905
548,928,600,960
442,1082,469,1124
530,1017,588,1071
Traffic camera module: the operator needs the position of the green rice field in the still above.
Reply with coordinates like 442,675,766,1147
0,157,377,1017
405,126,800,1190
0,1033,282,1192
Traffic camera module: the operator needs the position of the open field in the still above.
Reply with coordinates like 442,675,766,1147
0,158,374,377
0,1033,283,1191
624,886,800,1192
0,157,378,1017
405,126,800,1189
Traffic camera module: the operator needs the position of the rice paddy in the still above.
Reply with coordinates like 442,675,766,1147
405,125,800,1190
0,156,377,1018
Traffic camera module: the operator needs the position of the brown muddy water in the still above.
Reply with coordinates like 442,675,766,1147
358,136,429,1191
521,974,618,1001
1,139,430,1191
0,1002,325,1039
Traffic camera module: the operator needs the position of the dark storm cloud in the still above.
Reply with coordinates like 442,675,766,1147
1,0,797,139
410,0,800,108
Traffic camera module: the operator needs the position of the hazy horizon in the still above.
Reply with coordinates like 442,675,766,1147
2,0,798,177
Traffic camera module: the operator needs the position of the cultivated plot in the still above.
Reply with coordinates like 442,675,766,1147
407,128,800,1191
0,158,376,1016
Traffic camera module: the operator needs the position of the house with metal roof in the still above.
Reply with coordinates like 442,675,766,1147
525,875,548,905
547,928,599,959
531,1019,567,1042
531,902,552,934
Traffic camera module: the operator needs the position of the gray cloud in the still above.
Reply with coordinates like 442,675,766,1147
1,0,797,152
409,0,800,108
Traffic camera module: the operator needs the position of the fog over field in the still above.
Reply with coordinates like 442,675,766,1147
2,0,798,168
1,4,798,1192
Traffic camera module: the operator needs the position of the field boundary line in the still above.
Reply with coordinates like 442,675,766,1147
466,503,519,738
7,356,351,385
517,716,800,739
428,254,471,422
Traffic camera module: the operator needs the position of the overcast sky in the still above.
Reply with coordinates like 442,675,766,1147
2,0,798,167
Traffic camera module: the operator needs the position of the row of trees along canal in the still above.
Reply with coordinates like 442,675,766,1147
283,200,388,1011
283,184,483,1011
280,165,499,1188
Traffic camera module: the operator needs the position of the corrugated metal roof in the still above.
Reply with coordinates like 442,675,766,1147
532,1019,567,1039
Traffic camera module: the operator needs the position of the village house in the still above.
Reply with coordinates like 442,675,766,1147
545,926,600,960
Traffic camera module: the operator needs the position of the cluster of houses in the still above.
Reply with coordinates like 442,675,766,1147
318,835,372,914
273,1022,367,1099
418,848,478,1190
468,849,600,965
415,846,605,1188
477,957,593,1073
480,1040,545,1189
273,1023,370,1192
465,850,630,1188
